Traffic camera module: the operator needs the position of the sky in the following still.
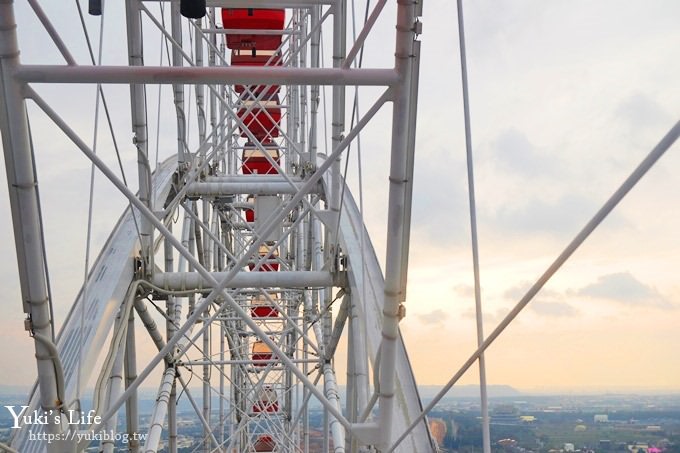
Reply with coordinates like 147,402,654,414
1,0,680,397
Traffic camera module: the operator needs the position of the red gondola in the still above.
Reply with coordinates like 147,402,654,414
253,434,276,452
237,97,281,140
242,141,280,175
252,340,274,367
248,244,279,272
246,198,255,224
231,49,282,97
222,8,285,50
252,385,279,413
250,294,278,318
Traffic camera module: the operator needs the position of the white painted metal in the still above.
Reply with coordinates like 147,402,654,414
377,0,423,448
11,158,177,453
321,160,437,452
1,1,437,452
455,1,491,452
0,6,64,451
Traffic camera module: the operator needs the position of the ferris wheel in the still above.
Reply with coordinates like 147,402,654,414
3,1,677,453
0,0,436,451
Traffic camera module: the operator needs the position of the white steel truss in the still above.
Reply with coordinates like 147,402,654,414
0,0,434,452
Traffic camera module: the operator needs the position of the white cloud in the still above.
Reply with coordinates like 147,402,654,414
491,193,600,237
415,308,449,326
453,284,474,299
489,129,560,178
529,301,578,318
576,272,674,309
503,282,578,318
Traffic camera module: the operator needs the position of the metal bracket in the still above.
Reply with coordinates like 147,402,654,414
349,422,381,446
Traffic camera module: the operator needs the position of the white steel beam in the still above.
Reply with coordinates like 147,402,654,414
186,180,320,196
126,0,154,270
378,0,422,448
323,363,346,453
15,65,399,86
151,270,340,290
0,4,66,451
124,311,141,453
142,367,176,453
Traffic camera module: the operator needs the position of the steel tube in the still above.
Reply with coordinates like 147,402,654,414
164,224,178,453
186,181,320,196
0,4,65,451
125,0,153,270
142,367,176,453
101,339,126,453
194,17,207,145
330,0,346,226
456,1,491,452
170,0,187,164
202,312,210,453
151,271,339,290
124,311,140,453
182,358,321,365
15,65,399,86
205,175,304,183
134,299,168,355
204,27,297,35
323,363,346,453
378,0,421,448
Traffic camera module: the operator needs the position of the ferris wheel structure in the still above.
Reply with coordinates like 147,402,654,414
0,0,436,451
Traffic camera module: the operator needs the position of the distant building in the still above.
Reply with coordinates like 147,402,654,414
491,405,520,425
594,414,609,423
574,425,587,432
520,415,536,424
565,443,575,452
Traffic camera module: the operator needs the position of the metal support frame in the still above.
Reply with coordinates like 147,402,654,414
377,0,422,448
126,0,153,270
0,4,68,452
0,0,433,451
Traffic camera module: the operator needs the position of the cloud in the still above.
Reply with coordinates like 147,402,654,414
616,93,672,131
576,272,673,309
491,193,600,237
529,301,578,317
416,309,449,325
460,306,509,324
504,282,578,318
453,284,475,299
410,146,470,246
490,129,559,178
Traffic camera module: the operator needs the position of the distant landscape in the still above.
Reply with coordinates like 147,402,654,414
3,385,680,452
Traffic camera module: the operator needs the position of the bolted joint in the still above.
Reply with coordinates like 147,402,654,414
397,303,406,321
133,256,145,280
24,315,33,334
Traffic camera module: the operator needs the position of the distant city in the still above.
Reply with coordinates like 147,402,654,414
2,385,680,452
